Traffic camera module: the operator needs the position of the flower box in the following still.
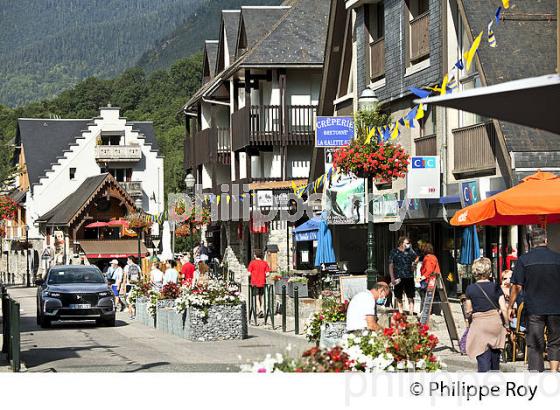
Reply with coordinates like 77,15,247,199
288,282,308,298
273,278,289,295
319,321,346,349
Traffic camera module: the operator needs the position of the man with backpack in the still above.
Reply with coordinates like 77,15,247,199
107,259,126,312
124,256,141,319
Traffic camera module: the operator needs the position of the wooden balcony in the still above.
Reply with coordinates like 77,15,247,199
193,128,213,167
410,11,430,62
95,145,142,163
231,104,316,151
192,127,231,167
453,121,497,175
415,134,437,156
369,37,385,80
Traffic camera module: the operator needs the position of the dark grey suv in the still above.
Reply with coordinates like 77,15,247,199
36,265,115,328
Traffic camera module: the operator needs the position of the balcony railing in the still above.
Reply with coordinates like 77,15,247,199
410,11,430,62
232,104,317,151
369,37,385,80
453,121,497,175
95,145,142,162
193,128,214,167
191,128,231,167
415,134,437,156
120,181,143,197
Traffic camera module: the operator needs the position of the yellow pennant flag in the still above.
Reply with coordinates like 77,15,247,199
226,195,231,204
217,195,221,205
390,122,399,140
440,74,449,96
415,103,425,120
502,0,510,9
464,31,483,72
365,127,376,144
291,180,298,193
404,119,411,128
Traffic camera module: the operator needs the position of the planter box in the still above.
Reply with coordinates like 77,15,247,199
183,302,248,342
273,278,289,295
156,300,176,333
288,282,308,298
319,322,346,349
135,298,155,328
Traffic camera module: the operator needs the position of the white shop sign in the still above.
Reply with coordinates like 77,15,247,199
407,156,441,199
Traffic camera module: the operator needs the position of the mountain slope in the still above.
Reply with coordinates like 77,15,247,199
0,0,204,106
137,0,283,73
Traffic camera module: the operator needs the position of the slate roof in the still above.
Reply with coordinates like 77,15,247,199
204,40,219,78
37,173,135,226
17,117,159,187
37,174,109,225
242,0,329,66
462,0,558,152
237,6,291,55
222,10,241,65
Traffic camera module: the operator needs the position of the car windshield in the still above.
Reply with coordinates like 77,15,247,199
47,269,105,285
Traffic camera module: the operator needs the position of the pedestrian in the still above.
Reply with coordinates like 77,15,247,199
509,227,560,372
163,259,179,285
389,236,419,314
464,257,508,372
247,249,270,318
181,253,196,286
124,256,141,319
107,259,126,312
419,242,441,312
345,282,390,332
149,261,164,291
501,269,513,303
193,258,209,288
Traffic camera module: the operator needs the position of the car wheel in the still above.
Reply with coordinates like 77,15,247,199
39,315,51,328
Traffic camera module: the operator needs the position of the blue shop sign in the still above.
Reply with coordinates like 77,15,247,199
315,116,355,148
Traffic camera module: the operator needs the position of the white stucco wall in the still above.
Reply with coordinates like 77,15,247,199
26,107,164,239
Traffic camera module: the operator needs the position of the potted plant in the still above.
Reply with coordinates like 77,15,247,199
305,291,347,347
287,276,309,298
126,212,153,229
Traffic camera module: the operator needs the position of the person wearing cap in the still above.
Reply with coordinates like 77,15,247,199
509,227,560,372
107,259,126,312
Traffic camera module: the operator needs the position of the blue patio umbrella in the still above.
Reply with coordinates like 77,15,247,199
459,225,480,265
314,219,336,267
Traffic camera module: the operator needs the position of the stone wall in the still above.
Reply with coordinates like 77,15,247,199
184,303,247,342
0,239,44,284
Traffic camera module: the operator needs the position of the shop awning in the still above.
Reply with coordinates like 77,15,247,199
79,239,148,259
293,217,322,242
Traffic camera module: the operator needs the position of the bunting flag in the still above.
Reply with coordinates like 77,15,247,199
217,195,221,205
404,118,411,128
365,126,376,144
415,104,425,121
439,74,449,96
408,87,432,99
398,118,405,127
502,0,509,9
488,21,497,48
291,180,298,194
226,195,231,204
447,74,458,92
390,122,400,140
377,127,384,142
464,31,483,71
454,59,464,70
495,6,502,24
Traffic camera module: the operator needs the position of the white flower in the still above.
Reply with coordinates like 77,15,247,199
362,330,369,337
396,361,405,370
415,359,426,370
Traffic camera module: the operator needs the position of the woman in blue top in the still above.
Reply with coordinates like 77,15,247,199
465,257,508,372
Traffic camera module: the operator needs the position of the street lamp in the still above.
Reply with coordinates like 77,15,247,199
359,88,380,289
135,198,143,269
184,173,196,258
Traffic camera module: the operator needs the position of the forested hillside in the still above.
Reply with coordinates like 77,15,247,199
0,0,203,106
137,0,283,73
0,53,203,197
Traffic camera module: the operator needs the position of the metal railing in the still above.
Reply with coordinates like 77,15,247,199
95,145,142,162
410,11,430,62
1,285,21,372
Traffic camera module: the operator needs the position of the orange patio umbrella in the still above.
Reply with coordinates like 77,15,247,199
450,171,560,226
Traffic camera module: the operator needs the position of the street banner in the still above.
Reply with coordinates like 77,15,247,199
315,116,354,148
324,175,366,224
407,156,441,199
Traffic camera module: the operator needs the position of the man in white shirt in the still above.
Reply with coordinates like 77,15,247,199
107,259,126,312
163,260,179,285
346,282,390,332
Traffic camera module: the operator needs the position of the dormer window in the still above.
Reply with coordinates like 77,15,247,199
99,131,124,146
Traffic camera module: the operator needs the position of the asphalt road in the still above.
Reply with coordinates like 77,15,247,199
7,286,309,373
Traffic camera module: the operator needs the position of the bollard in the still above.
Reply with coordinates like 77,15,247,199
1,286,9,354
281,284,287,332
269,284,275,329
294,286,299,335
247,285,253,323
9,299,20,372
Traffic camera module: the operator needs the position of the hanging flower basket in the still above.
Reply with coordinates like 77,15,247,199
333,139,410,182
126,212,153,229
0,195,18,220
175,223,198,238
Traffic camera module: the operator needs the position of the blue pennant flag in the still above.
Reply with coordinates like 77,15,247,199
408,87,432,99
495,6,502,24
382,126,391,142
454,59,464,70
398,118,405,127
